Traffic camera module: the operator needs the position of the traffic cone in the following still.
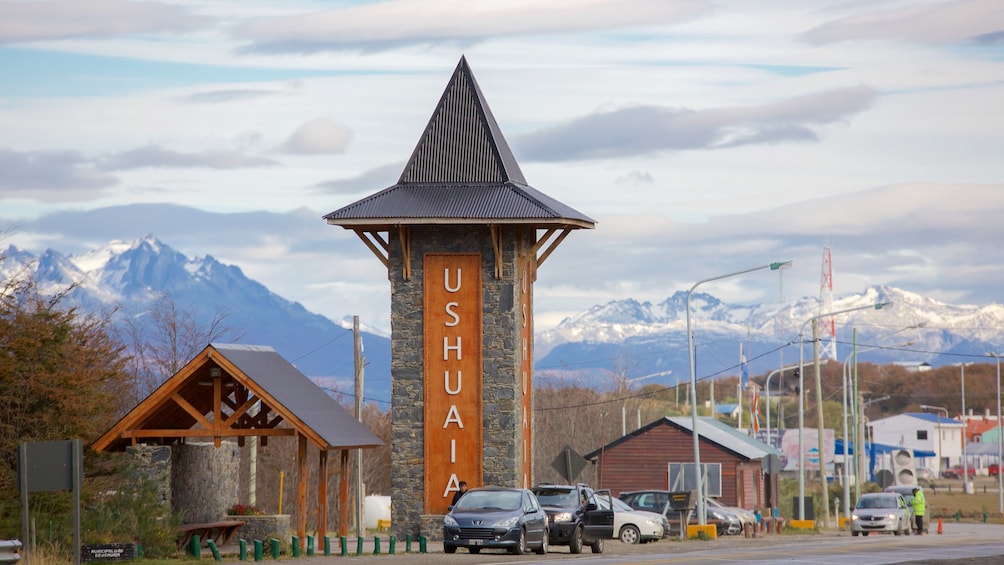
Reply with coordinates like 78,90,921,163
937,516,943,534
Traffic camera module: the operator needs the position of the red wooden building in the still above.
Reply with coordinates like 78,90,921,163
585,417,781,512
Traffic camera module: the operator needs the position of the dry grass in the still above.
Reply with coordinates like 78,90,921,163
925,475,1004,523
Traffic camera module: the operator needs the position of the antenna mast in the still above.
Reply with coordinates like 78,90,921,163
819,245,836,360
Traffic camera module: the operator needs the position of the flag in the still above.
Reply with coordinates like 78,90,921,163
740,353,749,390
751,389,761,433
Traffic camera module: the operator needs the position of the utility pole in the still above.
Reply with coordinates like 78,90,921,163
813,321,830,528
354,316,365,537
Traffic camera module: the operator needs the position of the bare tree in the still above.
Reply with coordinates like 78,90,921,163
121,292,243,398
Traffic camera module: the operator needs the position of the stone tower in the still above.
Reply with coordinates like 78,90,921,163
324,56,594,537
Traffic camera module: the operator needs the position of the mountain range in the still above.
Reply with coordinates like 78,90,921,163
4,236,1003,401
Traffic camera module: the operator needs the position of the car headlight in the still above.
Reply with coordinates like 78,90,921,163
851,513,859,520
552,512,573,522
887,514,897,520
709,511,725,520
646,518,660,527
495,516,519,528
444,515,458,527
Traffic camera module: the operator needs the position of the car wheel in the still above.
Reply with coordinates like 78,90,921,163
511,527,526,555
852,531,859,537
590,537,604,554
862,532,869,537
444,545,457,554
535,531,548,555
469,547,481,554
619,525,641,544
569,526,584,554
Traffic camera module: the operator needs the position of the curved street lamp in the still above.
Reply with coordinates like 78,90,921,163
797,301,891,523
687,261,791,526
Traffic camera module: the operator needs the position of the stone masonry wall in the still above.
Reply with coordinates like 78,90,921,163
171,441,240,523
389,225,531,538
126,444,172,508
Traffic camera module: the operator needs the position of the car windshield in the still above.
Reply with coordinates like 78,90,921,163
857,495,897,509
594,496,632,512
533,489,578,507
454,490,522,511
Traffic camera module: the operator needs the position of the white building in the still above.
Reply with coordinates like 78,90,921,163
869,412,964,474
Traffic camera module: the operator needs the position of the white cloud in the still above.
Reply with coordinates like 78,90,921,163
0,149,117,200
0,0,212,43
279,118,354,155
800,0,1004,45
234,0,711,53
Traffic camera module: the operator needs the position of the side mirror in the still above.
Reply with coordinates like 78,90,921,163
585,502,598,512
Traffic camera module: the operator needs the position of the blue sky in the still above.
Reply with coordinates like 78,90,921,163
1,0,1003,332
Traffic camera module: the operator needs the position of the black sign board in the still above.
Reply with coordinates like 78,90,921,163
550,445,586,483
668,490,696,511
82,544,136,562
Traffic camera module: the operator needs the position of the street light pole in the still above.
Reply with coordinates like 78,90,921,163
687,261,791,526
960,362,971,493
989,353,1004,514
797,302,891,523
764,362,802,447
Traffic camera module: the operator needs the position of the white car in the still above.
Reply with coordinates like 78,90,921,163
595,492,665,543
851,492,911,536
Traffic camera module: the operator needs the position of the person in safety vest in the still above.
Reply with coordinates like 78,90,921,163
910,487,926,535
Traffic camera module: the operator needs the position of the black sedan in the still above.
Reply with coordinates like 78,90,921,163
443,486,548,555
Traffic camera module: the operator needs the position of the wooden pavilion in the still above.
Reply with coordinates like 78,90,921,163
92,343,383,540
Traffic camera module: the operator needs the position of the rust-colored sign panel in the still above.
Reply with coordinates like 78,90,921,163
424,253,483,514
519,261,533,487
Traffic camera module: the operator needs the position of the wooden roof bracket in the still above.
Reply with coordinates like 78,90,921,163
525,228,572,271
490,224,504,279
352,229,391,273
398,225,412,281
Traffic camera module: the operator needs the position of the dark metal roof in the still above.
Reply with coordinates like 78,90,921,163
324,56,594,229
211,344,383,449
583,417,780,462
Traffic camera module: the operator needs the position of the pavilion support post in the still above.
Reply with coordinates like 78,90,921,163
339,450,350,536
297,434,308,541
318,450,329,538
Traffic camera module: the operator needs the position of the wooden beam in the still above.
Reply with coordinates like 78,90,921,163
536,228,572,268
490,224,503,279
170,393,213,429
352,229,390,271
213,377,222,447
398,226,412,281
318,450,329,538
339,450,349,536
297,434,307,542
124,428,295,439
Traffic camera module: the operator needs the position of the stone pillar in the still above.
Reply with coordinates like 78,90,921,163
126,444,172,508
171,441,240,523
389,225,533,538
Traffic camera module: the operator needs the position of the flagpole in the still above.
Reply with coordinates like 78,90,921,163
738,342,744,431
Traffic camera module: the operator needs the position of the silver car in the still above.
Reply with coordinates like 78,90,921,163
851,493,911,536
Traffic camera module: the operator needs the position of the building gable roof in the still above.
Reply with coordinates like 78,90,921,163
92,343,383,453
323,56,595,229
584,416,779,461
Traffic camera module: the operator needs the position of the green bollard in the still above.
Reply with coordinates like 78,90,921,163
339,536,347,557
405,534,412,553
356,536,364,556
419,536,427,553
389,535,396,555
292,536,300,558
373,536,381,555
956,510,961,522
253,540,263,562
206,540,222,562
307,535,314,556
984,511,988,523
137,545,143,559
323,536,331,556
190,534,201,559
239,539,247,561
270,538,280,559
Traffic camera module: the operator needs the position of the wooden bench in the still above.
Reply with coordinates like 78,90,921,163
177,520,246,549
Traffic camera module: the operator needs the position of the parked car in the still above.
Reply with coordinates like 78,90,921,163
989,464,1000,476
942,465,977,479
443,486,549,555
531,483,614,553
851,492,911,537
592,492,665,544
706,498,757,532
914,467,935,481
618,490,741,536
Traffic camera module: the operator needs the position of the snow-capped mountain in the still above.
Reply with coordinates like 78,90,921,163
5,236,1002,397
536,285,1004,388
1,235,392,404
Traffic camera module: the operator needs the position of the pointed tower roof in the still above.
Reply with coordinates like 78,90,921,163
324,56,595,229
